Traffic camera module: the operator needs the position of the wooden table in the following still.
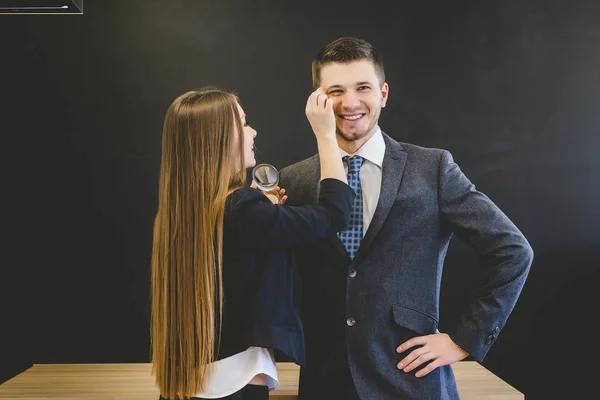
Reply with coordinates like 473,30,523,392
0,362,523,399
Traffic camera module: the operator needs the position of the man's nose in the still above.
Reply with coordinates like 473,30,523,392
341,91,360,109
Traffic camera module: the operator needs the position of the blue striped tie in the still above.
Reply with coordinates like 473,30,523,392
339,155,364,260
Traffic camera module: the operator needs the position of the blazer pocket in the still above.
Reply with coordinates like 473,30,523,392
392,304,438,335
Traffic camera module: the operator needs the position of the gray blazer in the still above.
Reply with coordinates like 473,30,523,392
279,132,533,400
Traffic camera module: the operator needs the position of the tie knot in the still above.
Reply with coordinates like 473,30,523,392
344,155,364,174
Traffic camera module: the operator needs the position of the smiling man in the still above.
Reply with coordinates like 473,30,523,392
318,57,388,154
279,37,533,400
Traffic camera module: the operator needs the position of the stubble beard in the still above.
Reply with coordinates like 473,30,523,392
335,108,381,145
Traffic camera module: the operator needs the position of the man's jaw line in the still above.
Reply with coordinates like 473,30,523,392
336,125,379,155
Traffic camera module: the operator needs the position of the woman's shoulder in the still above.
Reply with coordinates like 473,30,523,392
226,186,268,211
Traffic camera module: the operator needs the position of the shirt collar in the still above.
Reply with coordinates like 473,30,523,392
339,127,385,168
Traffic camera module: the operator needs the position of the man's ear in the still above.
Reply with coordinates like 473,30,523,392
381,82,389,108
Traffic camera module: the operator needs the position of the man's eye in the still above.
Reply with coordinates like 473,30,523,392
358,86,370,91
328,90,342,96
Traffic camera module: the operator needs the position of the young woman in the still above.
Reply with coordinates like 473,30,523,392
151,87,353,399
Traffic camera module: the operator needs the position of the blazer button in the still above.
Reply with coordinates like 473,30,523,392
346,317,356,327
484,334,494,345
348,269,357,278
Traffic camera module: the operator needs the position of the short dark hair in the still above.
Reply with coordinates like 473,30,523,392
312,37,385,89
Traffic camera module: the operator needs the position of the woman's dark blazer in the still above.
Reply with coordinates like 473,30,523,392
216,178,354,366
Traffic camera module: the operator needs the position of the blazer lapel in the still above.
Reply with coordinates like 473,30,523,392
354,134,407,262
308,135,407,262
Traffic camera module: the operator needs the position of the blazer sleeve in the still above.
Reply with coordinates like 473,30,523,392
226,178,354,250
438,150,534,362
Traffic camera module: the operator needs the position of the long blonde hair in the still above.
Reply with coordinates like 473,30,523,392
150,88,246,398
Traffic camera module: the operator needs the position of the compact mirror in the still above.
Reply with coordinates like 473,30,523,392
252,163,279,192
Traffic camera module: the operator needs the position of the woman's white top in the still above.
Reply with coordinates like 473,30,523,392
193,346,279,398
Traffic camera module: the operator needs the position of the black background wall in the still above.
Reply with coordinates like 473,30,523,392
1,1,599,399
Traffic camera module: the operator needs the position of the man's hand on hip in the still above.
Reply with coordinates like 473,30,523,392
396,331,469,378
